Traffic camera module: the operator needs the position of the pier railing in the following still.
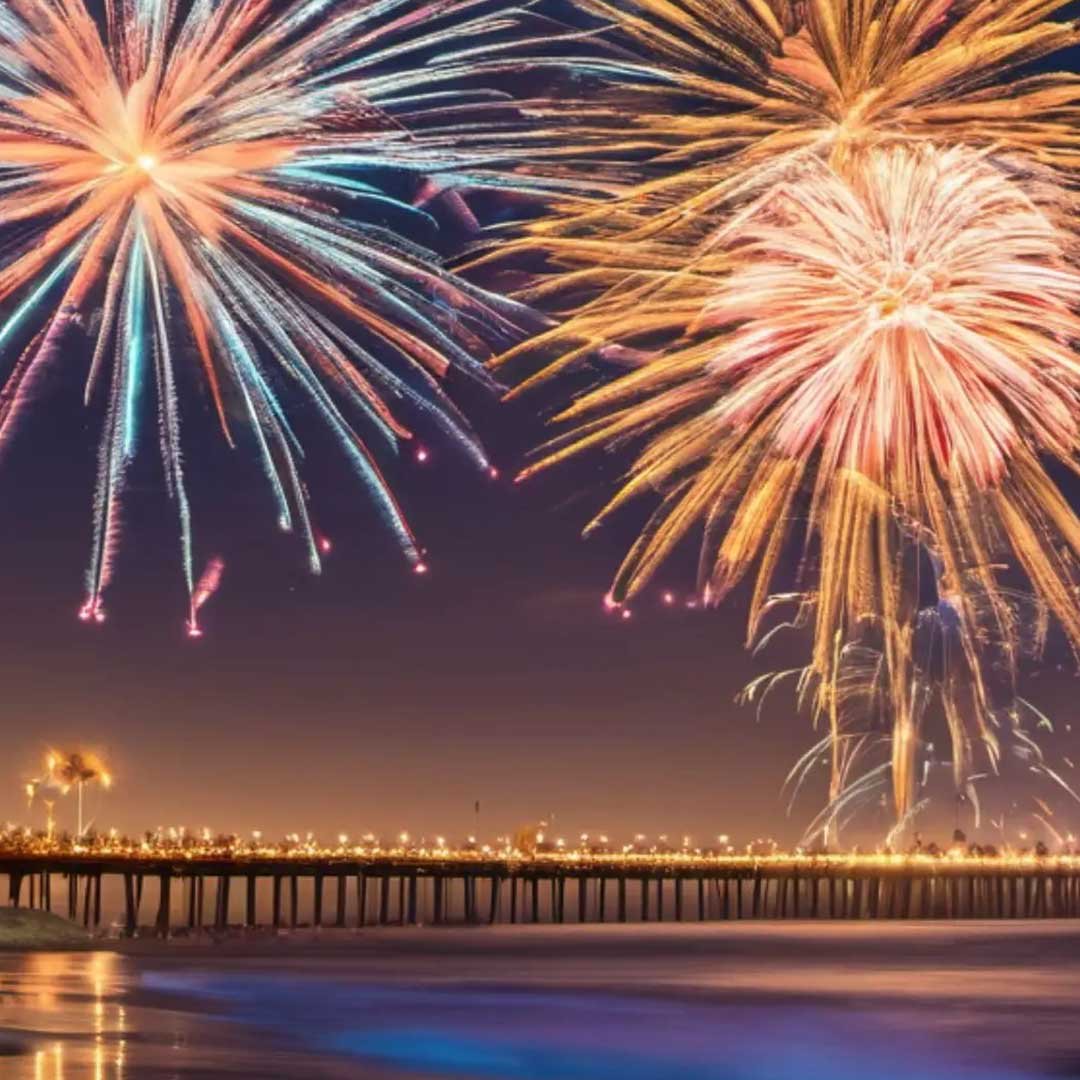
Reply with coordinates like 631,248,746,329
3,852,1080,934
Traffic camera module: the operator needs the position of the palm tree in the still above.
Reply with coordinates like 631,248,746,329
50,752,112,837
25,753,67,839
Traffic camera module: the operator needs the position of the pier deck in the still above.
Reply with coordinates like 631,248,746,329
2,852,1078,933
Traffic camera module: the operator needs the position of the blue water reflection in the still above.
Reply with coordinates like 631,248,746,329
204,979,1025,1080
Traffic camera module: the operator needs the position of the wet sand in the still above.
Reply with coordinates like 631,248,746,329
4,922,1080,1078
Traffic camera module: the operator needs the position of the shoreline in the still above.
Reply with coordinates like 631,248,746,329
8,913,1080,956
96,916,1080,958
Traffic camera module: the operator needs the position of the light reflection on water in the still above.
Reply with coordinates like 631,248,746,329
2,923,1080,1078
2,953,127,1080
0,949,349,1078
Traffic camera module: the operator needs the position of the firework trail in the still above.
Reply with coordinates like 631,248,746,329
0,0,547,627
186,555,224,638
482,0,1080,828
757,571,1074,847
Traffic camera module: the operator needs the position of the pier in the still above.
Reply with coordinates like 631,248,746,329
3,852,1080,934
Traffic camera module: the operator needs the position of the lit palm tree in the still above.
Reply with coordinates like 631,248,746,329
25,753,67,839
50,752,112,838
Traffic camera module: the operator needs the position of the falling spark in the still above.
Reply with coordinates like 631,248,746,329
186,556,225,638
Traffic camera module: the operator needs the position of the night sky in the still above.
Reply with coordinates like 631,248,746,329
0,342,813,846
1,2,1079,852
3,342,1077,849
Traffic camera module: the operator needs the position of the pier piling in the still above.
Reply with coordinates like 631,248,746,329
4,854,1077,931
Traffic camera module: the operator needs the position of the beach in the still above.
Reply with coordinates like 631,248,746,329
2,922,1080,1077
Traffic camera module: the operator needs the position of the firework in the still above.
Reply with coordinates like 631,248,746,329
510,138,1080,821
759,570,1072,847
488,0,1080,827
0,0,539,626
511,0,1080,253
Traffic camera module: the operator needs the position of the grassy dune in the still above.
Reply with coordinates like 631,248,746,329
0,908,92,949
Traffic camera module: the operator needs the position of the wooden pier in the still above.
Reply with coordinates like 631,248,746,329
3,853,1080,935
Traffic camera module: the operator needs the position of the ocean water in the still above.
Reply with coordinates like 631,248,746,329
2,922,1079,1078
